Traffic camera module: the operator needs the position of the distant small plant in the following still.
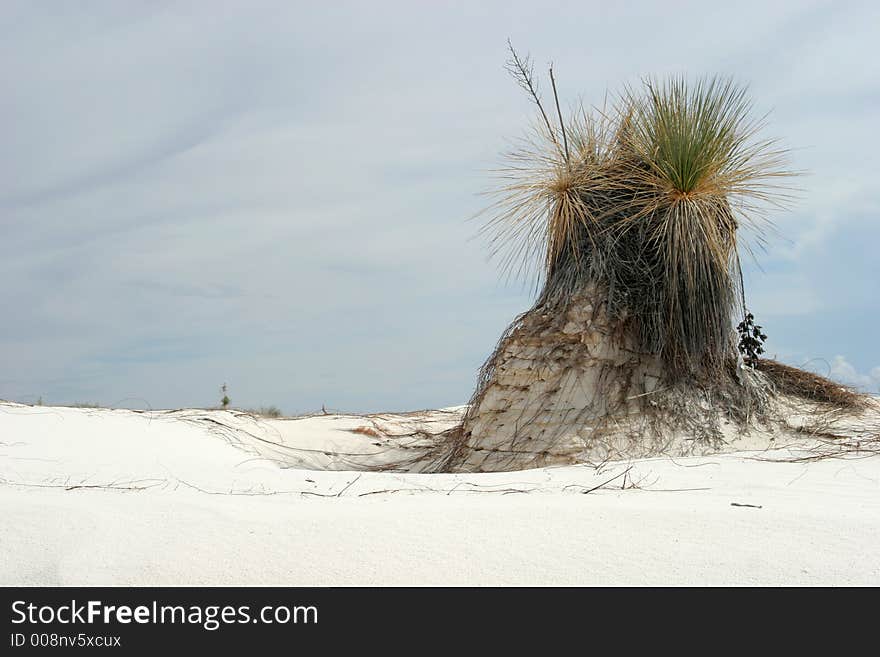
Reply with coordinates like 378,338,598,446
220,383,230,410
246,406,282,418
737,311,767,368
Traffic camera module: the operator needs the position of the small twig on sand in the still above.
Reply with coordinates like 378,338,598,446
335,474,362,497
563,466,633,494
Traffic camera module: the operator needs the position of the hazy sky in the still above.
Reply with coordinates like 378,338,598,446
2,0,879,412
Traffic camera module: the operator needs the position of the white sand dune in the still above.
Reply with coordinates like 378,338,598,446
1,401,878,585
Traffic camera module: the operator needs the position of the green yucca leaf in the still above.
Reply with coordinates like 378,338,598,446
625,77,745,193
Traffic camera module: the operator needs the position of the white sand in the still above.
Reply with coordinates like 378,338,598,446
1,401,878,585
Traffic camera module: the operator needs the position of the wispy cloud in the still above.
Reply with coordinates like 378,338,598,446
829,356,880,392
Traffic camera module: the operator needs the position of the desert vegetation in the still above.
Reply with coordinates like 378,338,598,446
244,405,283,418
412,45,879,472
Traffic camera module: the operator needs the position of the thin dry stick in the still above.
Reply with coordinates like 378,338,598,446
549,64,569,165
505,40,559,151
562,466,633,494
335,473,362,497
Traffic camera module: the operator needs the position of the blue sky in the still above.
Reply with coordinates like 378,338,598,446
2,0,878,412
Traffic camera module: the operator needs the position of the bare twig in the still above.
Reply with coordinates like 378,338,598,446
335,474,362,497
549,63,569,164
563,466,633,494
505,39,559,150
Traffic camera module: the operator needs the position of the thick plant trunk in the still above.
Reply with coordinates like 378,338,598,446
439,287,763,472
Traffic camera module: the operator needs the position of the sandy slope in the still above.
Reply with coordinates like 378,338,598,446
1,402,878,585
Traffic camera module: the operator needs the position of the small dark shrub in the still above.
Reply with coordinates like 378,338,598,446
737,311,766,368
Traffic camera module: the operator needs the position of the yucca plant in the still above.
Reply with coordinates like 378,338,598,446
435,47,800,472
486,65,793,377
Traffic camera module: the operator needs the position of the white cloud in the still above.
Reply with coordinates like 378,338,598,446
829,356,880,391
